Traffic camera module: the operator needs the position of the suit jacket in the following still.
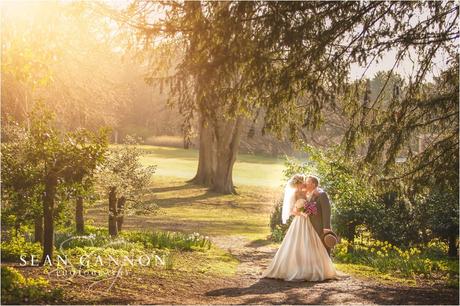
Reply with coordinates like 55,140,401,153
308,188,332,256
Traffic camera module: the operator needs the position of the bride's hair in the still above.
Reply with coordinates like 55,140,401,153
289,174,305,187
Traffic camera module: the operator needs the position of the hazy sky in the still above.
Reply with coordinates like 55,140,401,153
349,44,451,82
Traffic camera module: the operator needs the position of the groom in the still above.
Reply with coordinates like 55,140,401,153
303,175,333,257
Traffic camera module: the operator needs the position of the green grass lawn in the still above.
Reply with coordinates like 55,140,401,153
88,176,282,241
89,145,286,250
135,145,287,188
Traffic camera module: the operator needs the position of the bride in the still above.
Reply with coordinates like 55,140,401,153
262,174,338,281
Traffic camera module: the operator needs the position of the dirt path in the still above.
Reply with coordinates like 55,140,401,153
187,235,459,305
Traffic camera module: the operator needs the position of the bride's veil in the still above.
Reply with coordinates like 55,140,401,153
281,178,296,224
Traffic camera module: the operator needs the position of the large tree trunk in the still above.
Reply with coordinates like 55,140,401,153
34,215,43,245
184,0,243,193
108,187,118,237
41,174,57,265
75,196,84,234
185,1,220,187
191,112,244,194
190,115,217,186
116,196,126,233
212,116,244,194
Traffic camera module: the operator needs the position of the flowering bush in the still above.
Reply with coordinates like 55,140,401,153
333,233,458,284
1,266,63,304
1,235,42,262
120,229,212,251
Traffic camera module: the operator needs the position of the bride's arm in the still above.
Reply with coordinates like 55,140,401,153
291,194,305,217
290,192,300,216
291,205,300,216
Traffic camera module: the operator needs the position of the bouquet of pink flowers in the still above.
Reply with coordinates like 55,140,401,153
304,201,318,215
294,199,317,215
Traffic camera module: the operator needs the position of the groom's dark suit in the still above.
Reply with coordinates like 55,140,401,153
308,188,332,256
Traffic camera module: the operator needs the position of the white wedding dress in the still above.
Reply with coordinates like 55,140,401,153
262,213,338,281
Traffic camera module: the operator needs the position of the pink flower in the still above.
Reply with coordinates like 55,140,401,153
304,201,317,215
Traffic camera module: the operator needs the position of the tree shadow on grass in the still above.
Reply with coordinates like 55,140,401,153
153,189,222,208
245,239,274,248
147,182,202,194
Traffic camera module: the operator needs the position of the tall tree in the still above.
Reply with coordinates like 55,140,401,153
116,1,458,193
23,103,108,265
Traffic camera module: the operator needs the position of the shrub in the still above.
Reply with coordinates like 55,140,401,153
1,266,63,304
1,235,42,262
54,231,111,250
57,226,212,251
268,199,292,242
419,238,449,259
121,230,212,251
332,234,459,285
